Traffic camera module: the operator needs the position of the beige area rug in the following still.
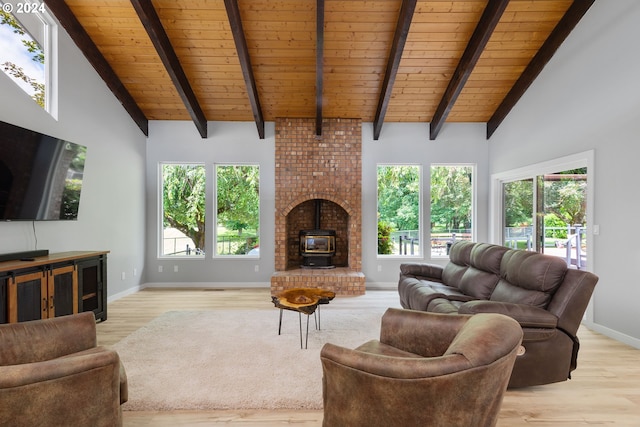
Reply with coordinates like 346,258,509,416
112,305,387,410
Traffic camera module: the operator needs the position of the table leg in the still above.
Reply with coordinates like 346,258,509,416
298,312,303,349
278,308,283,335
305,313,310,349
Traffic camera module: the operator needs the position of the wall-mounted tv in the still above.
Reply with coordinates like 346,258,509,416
0,120,87,221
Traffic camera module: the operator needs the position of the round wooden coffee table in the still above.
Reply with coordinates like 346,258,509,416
271,288,336,349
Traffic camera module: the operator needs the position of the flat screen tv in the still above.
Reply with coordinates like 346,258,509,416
0,120,87,221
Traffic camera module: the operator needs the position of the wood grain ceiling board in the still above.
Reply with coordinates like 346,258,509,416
154,0,253,121
56,0,592,138
384,0,489,123
323,0,402,121
448,0,573,122
66,0,190,120
239,0,317,120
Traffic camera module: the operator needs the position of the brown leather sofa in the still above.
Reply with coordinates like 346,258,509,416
398,241,599,388
320,308,523,427
0,312,128,427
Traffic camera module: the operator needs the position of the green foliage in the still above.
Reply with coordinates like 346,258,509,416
377,165,420,231
544,213,568,240
61,180,82,220
544,168,586,226
430,166,473,231
1,11,45,108
504,179,533,227
162,164,206,251
216,165,260,235
377,221,394,255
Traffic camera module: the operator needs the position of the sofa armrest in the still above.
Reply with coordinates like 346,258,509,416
400,263,443,281
458,300,558,329
379,308,470,357
0,312,97,365
0,349,124,426
0,349,120,389
321,342,471,379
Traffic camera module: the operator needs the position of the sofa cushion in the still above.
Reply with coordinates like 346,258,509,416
441,241,475,287
458,268,500,299
398,278,445,311
458,300,558,328
491,250,567,308
400,263,443,281
427,297,473,314
470,243,508,274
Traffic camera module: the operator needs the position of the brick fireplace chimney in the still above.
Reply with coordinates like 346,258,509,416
271,118,365,295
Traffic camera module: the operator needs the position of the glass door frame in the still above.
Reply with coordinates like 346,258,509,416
489,150,595,320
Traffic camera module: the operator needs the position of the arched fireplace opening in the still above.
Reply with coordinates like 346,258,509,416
285,199,348,269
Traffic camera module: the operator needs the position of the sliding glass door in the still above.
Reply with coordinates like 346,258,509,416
496,156,590,270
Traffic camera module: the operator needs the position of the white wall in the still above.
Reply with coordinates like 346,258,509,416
363,122,490,287
145,121,489,288
0,18,147,299
144,121,275,286
488,0,640,346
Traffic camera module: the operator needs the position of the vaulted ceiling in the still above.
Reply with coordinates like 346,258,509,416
44,0,595,139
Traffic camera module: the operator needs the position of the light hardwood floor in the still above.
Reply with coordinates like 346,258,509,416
97,288,640,426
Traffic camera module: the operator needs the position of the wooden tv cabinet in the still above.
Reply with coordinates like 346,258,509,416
0,251,109,323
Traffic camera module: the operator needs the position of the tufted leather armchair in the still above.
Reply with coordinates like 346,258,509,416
0,312,127,427
320,308,523,427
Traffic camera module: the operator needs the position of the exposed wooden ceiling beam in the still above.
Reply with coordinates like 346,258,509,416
373,0,418,141
429,0,509,140
224,0,265,139
486,0,596,139
43,0,149,136
315,0,325,136
130,0,207,138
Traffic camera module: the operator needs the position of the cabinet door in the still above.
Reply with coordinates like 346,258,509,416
8,271,48,322
77,257,106,321
0,276,6,323
49,265,78,318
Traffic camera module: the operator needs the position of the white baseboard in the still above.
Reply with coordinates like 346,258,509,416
583,320,640,350
141,282,270,289
365,282,398,291
107,285,143,303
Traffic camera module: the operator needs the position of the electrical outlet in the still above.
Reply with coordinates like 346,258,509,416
254,265,259,272
121,272,126,280
133,268,138,276
158,265,163,273
174,265,179,272
377,265,382,272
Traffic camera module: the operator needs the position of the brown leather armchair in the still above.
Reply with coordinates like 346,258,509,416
0,312,128,427
320,308,523,427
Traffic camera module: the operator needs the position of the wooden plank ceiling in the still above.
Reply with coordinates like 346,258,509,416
44,0,594,139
